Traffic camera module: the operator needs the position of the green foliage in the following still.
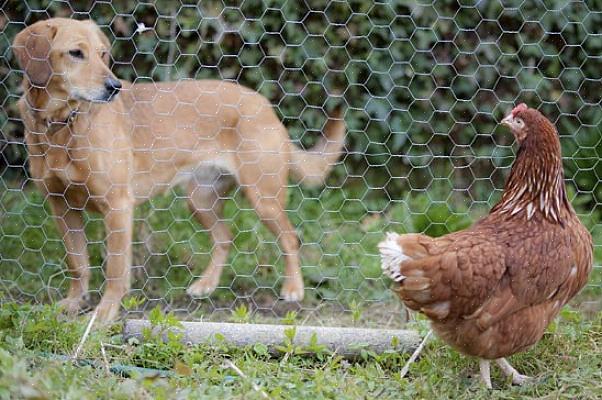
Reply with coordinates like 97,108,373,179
137,306,185,370
148,305,182,330
306,332,328,357
281,311,298,326
275,326,307,356
1,1,600,204
231,304,251,323
122,296,145,311
349,299,362,325
253,342,269,357
0,303,84,355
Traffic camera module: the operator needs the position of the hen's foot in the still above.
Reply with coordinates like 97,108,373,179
496,358,531,386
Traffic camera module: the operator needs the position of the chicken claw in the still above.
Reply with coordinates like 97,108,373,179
496,358,531,386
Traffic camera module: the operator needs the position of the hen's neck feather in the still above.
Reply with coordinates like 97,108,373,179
491,116,572,224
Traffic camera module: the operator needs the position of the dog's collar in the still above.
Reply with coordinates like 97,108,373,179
42,107,79,134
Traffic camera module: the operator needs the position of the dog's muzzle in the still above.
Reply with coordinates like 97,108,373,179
102,77,122,102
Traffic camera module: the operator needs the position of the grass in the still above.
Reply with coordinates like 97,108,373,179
1,179,602,398
0,303,600,399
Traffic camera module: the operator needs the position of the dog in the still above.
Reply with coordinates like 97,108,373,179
12,18,345,322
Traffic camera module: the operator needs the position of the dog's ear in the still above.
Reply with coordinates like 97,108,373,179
99,30,111,65
13,22,58,86
85,20,111,64
98,28,111,65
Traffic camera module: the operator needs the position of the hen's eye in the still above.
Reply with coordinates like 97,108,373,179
517,119,524,126
68,49,84,59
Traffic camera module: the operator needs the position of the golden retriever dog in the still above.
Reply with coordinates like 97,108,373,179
13,18,345,322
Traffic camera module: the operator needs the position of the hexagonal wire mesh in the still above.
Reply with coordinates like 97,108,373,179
0,1,600,328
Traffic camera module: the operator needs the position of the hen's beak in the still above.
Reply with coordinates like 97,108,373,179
501,113,514,127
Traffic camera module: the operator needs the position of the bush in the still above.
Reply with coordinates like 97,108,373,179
0,1,600,206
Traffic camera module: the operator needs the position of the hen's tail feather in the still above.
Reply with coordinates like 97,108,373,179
378,232,409,282
378,232,433,280
379,232,452,320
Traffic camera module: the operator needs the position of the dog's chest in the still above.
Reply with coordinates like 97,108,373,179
33,170,108,213
28,138,112,213
41,145,92,183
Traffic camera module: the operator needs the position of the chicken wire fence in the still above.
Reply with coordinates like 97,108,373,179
0,1,601,327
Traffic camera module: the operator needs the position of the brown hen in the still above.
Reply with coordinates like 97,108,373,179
379,104,593,388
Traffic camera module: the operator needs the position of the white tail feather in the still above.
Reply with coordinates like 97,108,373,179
378,232,409,282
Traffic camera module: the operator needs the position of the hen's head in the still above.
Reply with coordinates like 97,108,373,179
501,103,556,143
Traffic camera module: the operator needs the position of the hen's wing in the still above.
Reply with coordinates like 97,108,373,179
506,227,573,302
565,220,593,299
470,226,576,330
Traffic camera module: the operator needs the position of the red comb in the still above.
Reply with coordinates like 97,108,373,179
511,103,528,116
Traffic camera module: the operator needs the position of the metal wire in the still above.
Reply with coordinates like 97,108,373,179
0,1,600,325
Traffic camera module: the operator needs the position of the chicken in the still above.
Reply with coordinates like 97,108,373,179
378,103,593,388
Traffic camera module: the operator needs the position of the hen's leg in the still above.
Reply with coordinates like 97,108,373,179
496,358,530,385
479,359,492,389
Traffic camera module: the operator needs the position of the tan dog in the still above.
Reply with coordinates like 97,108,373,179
13,18,345,322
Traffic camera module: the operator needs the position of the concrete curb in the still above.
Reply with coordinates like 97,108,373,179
124,319,421,357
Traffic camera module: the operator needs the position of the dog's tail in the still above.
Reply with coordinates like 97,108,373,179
289,107,346,187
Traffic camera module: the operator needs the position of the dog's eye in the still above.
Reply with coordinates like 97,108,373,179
68,49,84,59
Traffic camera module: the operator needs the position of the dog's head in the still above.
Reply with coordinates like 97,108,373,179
13,18,121,103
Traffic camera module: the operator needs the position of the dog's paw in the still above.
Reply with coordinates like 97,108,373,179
187,277,219,298
94,300,121,323
281,277,304,302
57,295,87,316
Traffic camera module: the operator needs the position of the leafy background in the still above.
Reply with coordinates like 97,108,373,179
1,0,600,202
0,1,600,314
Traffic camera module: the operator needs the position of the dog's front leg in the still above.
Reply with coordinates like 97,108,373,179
48,196,90,315
95,199,134,323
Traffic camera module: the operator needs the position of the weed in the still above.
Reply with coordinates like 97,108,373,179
231,304,251,324
281,311,298,326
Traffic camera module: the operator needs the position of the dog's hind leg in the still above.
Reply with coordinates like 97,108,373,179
240,172,304,302
186,167,236,298
48,196,91,315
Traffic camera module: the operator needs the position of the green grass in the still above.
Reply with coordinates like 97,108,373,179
0,303,600,399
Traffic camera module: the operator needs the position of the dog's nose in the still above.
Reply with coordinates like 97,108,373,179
104,78,122,92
